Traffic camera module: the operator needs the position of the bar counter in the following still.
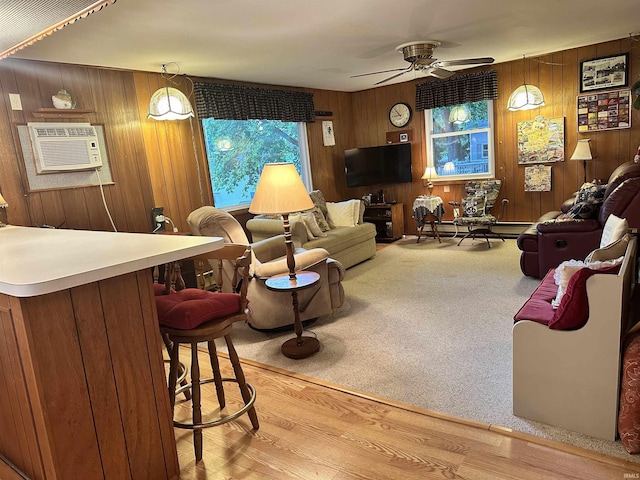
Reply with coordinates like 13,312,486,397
0,226,223,480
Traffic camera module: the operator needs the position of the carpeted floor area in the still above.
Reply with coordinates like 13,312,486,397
228,235,637,462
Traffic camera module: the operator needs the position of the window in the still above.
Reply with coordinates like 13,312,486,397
425,100,494,181
201,119,312,210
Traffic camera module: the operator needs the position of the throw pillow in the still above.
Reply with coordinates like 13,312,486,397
289,212,316,241
301,210,325,237
461,195,486,217
309,190,328,217
312,206,331,232
575,182,606,205
600,214,628,247
585,233,629,263
326,200,360,227
618,332,640,454
549,264,620,330
358,200,365,225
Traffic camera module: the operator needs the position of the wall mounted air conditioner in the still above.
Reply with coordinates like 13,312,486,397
27,122,103,173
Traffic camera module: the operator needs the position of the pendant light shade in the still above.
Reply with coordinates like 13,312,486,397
449,105,470,124
148,86,194,120
148,63,195,121
507,84,545,111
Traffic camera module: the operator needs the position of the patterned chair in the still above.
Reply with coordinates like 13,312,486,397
449,179,508,248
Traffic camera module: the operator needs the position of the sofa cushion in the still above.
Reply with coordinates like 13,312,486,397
549,264,620,330
619,331,640,453
575,182,606,205
461,195,486,217
311,206,331,232
155,289,241,330
304,223,375,255
513,269,557,326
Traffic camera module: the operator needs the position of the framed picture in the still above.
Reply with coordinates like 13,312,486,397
577,89,631,132
517,116,565,164
580,53,629,92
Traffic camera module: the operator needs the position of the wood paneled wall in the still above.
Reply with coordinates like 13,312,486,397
0,59,155,232
345,37,640,233
0,36,638,236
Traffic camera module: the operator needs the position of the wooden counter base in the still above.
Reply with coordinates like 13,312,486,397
0,271,179,480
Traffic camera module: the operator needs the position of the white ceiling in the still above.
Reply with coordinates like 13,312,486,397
7,0,640,92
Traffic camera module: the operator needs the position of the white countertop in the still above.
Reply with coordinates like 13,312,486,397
0,226,224,297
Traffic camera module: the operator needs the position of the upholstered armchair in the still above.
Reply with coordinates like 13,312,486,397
186,206,345,330
517,160,640,278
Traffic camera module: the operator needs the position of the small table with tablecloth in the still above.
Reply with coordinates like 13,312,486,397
412,195,445,243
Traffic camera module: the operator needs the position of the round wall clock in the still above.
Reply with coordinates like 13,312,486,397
389,102,412,128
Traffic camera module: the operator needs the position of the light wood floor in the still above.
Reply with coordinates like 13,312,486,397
171,346,640,480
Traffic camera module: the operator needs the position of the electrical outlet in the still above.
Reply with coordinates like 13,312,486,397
152,207,165,232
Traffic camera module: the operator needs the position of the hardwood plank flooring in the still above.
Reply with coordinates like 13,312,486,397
171,346,640,479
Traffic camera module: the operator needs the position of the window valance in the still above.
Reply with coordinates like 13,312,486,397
194,83,316,122
415,70,498,111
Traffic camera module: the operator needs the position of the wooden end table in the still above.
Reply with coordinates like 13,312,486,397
265,270,321,359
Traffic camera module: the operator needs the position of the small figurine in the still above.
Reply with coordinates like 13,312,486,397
52,89,76,109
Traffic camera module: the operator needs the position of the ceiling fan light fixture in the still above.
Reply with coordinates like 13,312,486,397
507,84,545,111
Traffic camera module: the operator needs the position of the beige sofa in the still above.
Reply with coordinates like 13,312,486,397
246,191,377,269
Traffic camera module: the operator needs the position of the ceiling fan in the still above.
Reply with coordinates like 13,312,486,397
352,40,494,85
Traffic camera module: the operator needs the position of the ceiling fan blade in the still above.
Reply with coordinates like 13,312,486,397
374,68,412,85
433,57,495,68
350,66,412,78
425,67,456,79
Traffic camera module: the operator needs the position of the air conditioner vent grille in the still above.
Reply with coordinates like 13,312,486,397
33,126,96,138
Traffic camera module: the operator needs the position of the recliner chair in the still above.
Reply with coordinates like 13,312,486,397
186,206,345,330
517,160,640,278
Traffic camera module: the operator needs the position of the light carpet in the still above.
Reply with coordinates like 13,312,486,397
230,236,636,462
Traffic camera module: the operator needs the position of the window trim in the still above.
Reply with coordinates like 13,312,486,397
202,120,313,212
424,100,495,182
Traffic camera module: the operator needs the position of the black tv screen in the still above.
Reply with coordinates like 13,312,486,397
344,143,412,188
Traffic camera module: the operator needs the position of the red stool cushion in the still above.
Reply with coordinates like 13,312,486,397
155,289,242,330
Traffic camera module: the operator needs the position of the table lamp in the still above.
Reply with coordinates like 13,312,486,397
570,139,593,184
421,166,438,195
249,163,320,358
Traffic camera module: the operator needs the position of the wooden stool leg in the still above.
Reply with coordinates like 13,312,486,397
224,335,259,430
207,340,226,409
162,333,191,401
167,340,179,412
190,342,203,462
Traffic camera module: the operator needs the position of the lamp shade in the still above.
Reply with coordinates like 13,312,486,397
449,105,470,124
421,166,438,180
148,86,194,120
249,163,313,215
570,139,593,161
442,161,456,174
507,84,545,111
0,192,7,208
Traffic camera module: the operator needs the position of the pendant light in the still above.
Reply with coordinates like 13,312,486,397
507,55,545,111
148,63,195,121
449,105,470,124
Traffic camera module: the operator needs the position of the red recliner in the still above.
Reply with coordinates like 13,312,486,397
518,161,640,278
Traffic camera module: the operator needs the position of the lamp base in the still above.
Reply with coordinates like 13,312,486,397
281,336,320,359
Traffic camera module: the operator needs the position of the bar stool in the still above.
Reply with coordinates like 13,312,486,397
155,245,259,462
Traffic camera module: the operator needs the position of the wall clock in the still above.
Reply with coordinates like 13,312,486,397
389,102,412,128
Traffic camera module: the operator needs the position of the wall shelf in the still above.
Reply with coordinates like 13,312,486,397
32,108,95,119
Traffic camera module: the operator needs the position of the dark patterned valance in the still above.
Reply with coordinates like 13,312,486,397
194,83,316,122
415,70,498,111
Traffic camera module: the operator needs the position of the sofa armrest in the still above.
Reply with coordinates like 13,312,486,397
253,247,329,279
537,218,601,234
246,217,307,247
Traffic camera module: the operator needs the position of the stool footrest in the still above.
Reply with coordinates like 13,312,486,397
174,378,257,430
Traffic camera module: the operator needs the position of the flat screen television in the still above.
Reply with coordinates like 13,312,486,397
344,143,412,188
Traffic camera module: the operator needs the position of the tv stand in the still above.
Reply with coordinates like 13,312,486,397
364,203,404,242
